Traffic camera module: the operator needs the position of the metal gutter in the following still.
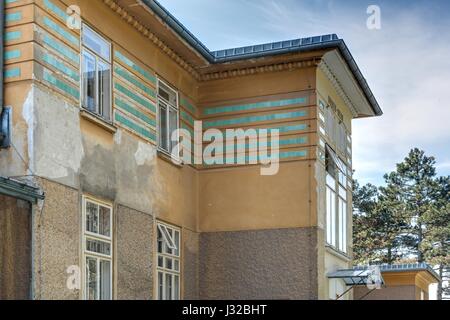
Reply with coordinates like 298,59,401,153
141,1,382,116
354,263,441,282
0,176,45,204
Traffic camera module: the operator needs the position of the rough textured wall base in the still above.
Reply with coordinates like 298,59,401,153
116,204,154,300
199,227,318,300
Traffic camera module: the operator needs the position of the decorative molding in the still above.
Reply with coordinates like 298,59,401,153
200,58,321,81
318,60,359,117
103,0,201,80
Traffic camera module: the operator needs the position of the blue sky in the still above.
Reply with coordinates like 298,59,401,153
159,0,450,186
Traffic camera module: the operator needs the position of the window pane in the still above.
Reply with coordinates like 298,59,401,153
82,51,96,113
165,273,172,300
158,256,164,268
83,26,110,61
98,61,111,120
174,231,180,257
99,260,111,300
86,239,111,256
86,257,97,300
174,275,179,300
158,272,163,300
159,82,177,106
326,187,332,244
169,107,178,154
86,201,98,234
331,190,336,247
159,103,168,151
99,206,111,237
165,257,173,270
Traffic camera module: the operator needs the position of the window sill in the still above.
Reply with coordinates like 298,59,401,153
325,245,352,262
80,109,117,134
157,149,183,168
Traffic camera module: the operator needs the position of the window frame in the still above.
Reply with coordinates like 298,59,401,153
155,221,181,300
156,78,179,156
80,23,112,122
82,195,113,300
325,145,349,253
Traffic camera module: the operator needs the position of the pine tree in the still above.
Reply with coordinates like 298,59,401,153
421,176,450,300
392,148,438,262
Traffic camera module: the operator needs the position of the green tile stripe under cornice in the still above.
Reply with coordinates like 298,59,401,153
181,110,194,126
43,34,79,64
6,31,22,41
207,136,308,152
203,110,307,128
181,97,197,114
5,49,21,60
181,123,194,137
42,53,80,82
6,0,19,4
115,112,156,141
204,150,308,165
43,69,79,100
43,16,79,47
6,12,22,22
44,0,68,21
114,65,156,98
115,97,156,128
203,97,307,116
114,51,156,84
114,82,156,113
203,124,308,140
5,68,21,79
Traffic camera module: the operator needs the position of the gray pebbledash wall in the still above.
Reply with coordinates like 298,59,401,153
199,227,318,300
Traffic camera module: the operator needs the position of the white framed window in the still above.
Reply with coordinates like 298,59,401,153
82,196,113,300
157,79,179,155
81,24,112,121
325,145,348,253
156,222,180,300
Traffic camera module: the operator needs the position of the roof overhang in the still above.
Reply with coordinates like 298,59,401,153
110,0,382,116
0,176,45,204
328,269,385,287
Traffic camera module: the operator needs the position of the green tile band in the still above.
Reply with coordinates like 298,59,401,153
181,110,194,126
115,112,156,141
181,97,196,114
5,68,21,79
181,123,194,137
44,0,68,21
204,124,308,140
43,16,79,47
5,31,22,41
43,34,79,64
4,49,21,60
114,51,156,84
204,97,307,115
215,136,308,152
6,0,18,4
43,69,79,100
115,97,156,128
114,65,156,98
204,150,308,165
114,82,156,113
204,110,307,128
6,12,22,22
42,53,79,82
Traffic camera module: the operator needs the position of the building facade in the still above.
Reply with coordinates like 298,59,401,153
0,0,381,300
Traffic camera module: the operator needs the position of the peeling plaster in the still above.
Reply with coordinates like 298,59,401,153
32,86,84,183
134,141,156,166
22,87,35,173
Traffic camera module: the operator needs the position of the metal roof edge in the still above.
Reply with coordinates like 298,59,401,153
0,176,45,204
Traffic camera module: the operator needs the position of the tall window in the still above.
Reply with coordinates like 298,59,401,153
156,222,180,300
325,145,348,253
82,196,113,300
81,24,111,121
157,80,179,154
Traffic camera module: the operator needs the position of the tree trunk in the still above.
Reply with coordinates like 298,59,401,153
438,264,444,300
